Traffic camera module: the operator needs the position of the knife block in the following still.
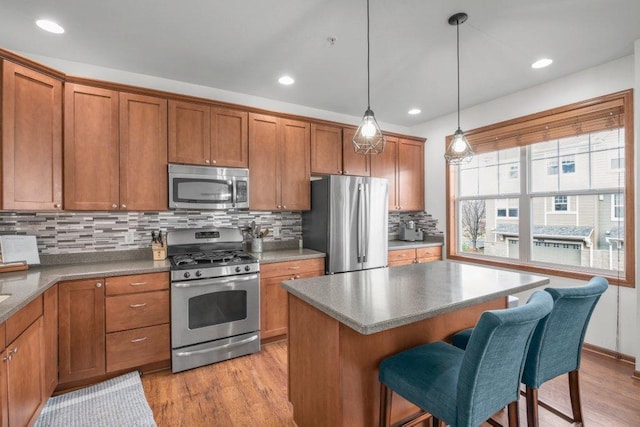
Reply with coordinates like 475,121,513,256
152,242,167,260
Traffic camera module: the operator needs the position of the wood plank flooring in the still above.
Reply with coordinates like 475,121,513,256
141,341,640,426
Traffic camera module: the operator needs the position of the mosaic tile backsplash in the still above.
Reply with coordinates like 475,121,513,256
0,209,439,256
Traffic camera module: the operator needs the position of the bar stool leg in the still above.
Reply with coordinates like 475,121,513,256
507,401,520,427
569,370,584,424
525,386,539,427
380,383,392,427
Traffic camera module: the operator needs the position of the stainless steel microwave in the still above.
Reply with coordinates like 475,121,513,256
168,164,249,210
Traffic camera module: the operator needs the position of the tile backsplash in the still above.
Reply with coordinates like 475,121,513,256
0,209,440,257
0,210,302,256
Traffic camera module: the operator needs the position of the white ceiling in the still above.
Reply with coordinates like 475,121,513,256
1,0,639,127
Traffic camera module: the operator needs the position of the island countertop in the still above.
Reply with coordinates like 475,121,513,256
282,260,549,335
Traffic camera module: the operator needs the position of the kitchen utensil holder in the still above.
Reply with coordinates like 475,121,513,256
152,243,167,260
252,238,263,253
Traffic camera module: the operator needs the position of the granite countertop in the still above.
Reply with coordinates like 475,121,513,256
282,261,549,335
250,248,326,264
388,240,443,250
0,259,170,323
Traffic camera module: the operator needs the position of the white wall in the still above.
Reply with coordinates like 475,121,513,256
410,54,638,358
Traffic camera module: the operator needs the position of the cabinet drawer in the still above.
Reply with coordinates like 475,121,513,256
105,272,169,296
387,249,416,263
6,294,43,345
260,258,324,279
106,324,170,372
105,290,169,333
416,246,442,260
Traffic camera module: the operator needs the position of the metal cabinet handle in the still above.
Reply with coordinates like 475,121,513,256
130,282,147,287
288,266,301,270
121,204,127,209
277,205,281,209
212,160,217,164
205,159,210,164
54,203,61,208
283,205,287,209
345,170,349,174
96,282,102,288
130,337,148,343
112,204,118,209
129,303,147,308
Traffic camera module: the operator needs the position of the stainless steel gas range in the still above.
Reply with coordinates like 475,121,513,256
167,228,260,373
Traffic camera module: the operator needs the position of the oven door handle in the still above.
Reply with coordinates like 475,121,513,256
173,273,258,288
175,334,259,357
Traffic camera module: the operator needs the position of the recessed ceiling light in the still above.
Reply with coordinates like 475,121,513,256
408,108,421,115
278,75,294,85
531,58,552,69
36,19,65,34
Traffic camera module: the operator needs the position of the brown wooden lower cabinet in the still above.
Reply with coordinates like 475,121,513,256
43,285,58,397
58,278,106,386
260,258,324,340
0,296,47,427
388,246,442,267
106,324,170,373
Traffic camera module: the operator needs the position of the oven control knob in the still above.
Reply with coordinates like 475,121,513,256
235,266,242,273
195,271,202,277
184,272,191,279
244,265,251,272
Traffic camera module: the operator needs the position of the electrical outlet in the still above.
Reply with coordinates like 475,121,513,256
273,227,280,238
124,231,135,244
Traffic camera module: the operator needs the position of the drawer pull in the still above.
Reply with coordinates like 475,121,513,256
130,282,147,287
129,303,147,308
288,266,301,270
130,337,148,343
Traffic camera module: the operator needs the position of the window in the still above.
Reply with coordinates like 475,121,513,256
612,193,624,220
447,90,634,286
553,196,568,211
561,156,575,173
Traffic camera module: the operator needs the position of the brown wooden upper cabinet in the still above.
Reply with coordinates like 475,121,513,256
1,60,62,210
168,100,248,168
310,125,370,176
249,113,310,211
64,84,168,211
371,136,424,211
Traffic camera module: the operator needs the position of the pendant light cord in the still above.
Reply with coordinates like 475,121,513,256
456,18,461,130
366,0,371,109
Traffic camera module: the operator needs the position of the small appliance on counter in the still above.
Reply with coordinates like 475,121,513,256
398,221,424,242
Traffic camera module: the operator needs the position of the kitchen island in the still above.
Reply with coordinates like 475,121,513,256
282,261,549,427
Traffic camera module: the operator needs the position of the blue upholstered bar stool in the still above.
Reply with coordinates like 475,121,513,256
378,291,553,427
452,276,608,426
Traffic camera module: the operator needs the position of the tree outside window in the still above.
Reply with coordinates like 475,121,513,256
460,200,486,252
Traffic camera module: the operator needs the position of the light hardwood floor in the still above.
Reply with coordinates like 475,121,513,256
141,341,640,426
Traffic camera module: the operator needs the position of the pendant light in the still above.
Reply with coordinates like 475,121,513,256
353,0,385,155
444,12,474,164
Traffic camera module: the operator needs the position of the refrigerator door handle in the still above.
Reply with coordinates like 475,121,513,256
356,183,363,263
362,183,369,263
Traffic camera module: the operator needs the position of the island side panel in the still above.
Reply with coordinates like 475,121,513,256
288,294,342,427
339,297,507,426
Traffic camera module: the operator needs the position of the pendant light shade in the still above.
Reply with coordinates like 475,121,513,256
444,12,473,164
353,0,385,155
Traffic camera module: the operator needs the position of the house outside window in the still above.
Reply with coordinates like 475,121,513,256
447,90,634,286
554,196,568,211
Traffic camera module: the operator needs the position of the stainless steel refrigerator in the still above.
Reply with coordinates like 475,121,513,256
302,175,388,274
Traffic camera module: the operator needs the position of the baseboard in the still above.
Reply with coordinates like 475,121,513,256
633,371,640,381
583,343,635,364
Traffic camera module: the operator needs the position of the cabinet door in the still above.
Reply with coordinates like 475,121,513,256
6,317,44,427
211,107,248,168
342,127,371,176
119,92,168,211
261,270,322,340
2,61,62,210
168,100,211,165
279,118,310,211
43,285,58,397
310,124,342,175
397,139,424,211
249,113,279,210
58,279,105,384
64,83,119,210
371,136,398,210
